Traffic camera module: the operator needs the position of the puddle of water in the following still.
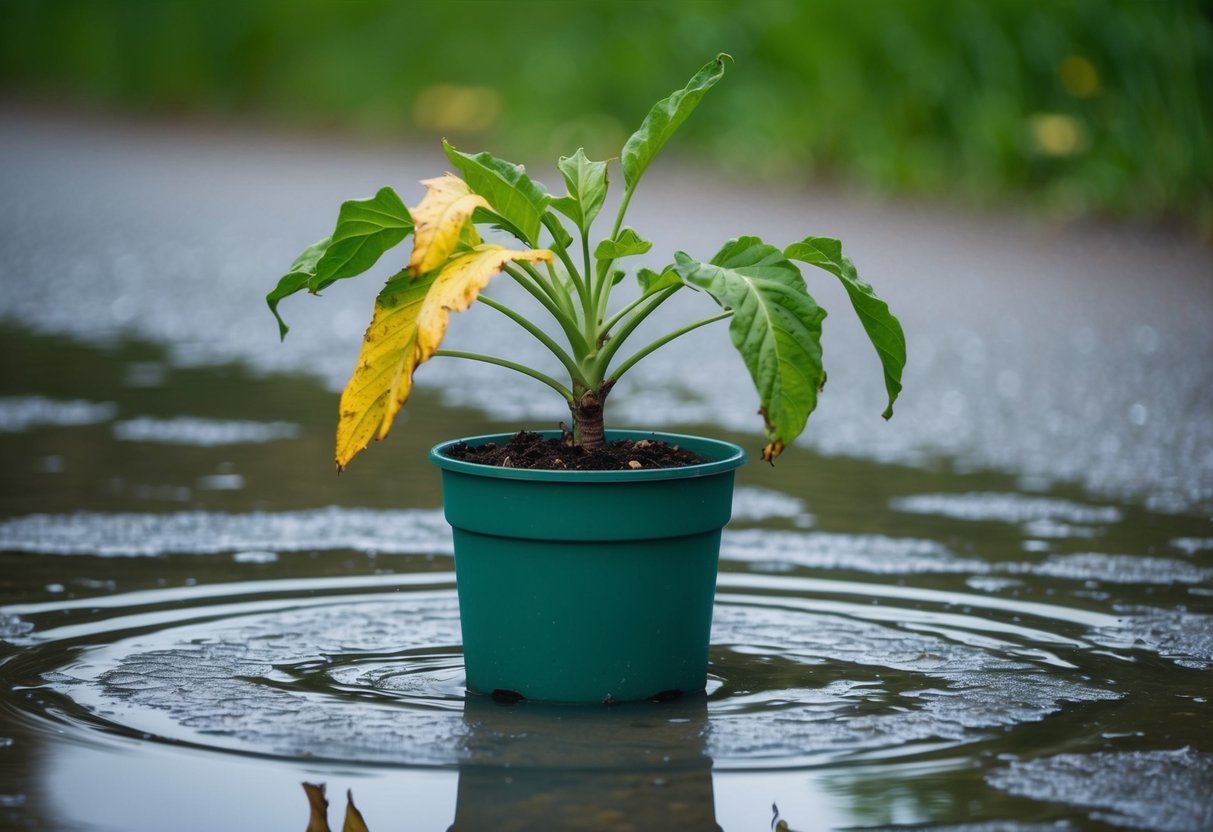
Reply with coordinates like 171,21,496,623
1,111,1212,830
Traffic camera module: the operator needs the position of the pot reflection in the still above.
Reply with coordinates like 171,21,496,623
450,693,719,831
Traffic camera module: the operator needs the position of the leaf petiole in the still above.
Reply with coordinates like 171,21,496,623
475,294,589,388
608,310,733,383
434,349,573,401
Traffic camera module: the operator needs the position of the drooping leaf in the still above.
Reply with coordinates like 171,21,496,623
673,237,826,462
335,246,552,470
550,148,608,234
414,245,553,363
267,236,330,339
784,236,905,419
303,782,331,832
594,227,652,261
314,187,413,290
335,270,434,470
443,141,550,245
407,174,488,277
621,54,730,190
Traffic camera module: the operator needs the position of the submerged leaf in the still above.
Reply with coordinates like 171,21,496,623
443,142,550,245
673,237,826,462
407,174,488,277
621,54,730,189
594,227,652,260
267,237,330,339
785,236,905,419
335,246,551,469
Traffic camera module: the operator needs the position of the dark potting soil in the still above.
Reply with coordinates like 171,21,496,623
443,430,705,471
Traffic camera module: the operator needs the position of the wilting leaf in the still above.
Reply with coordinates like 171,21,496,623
303,782,331,832
267,236,330,339
415,245,553,362
621,54,729,190
336,270,434,470
550,148,608,234
594,227,652,260
673,237,826,462
335,246,551,469
315,187,413,289
784,236,905,419
342,789,370,832
443,141,549,245
407,174,488,277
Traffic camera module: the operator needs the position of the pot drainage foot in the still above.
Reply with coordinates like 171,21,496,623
490,689,525,704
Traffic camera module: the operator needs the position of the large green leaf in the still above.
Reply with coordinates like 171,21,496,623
593,227,652,260
443,141,550,245
784,236,905,419
673,237,826,462
313,187,413,291
621,54,729,190
550,148,608,234
267,236,330,339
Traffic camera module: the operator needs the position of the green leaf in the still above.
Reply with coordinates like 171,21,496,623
267,236,330,339
635,266,680,294
444,141,550,245
621,54,730,190
784,236,906,419
673,237,825,462
594,227,652,260
313,187,413,292
551,148,608,234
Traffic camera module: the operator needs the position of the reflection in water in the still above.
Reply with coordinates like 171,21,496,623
452,695,718,831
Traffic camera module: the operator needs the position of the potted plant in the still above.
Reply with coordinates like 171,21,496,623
268,54,906,704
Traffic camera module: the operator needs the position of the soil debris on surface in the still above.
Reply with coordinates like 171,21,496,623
442,430,705,471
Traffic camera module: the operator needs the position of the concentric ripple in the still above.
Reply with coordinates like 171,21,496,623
2,570,1128,772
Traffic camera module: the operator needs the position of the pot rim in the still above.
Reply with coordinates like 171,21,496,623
429,429,747,482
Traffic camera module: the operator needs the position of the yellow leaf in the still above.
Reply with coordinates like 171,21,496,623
407,174,488,277
335,245,551,470
302,782,331,832
335,271,435,470
342,789,370,832
415,244,552,363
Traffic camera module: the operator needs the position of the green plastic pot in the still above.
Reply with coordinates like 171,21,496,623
430,430,746,704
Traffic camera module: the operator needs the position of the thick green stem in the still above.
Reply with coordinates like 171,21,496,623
591,286,680,377
501,264,590,356
608,310,733,383
477,294,590,388
435,350,573,401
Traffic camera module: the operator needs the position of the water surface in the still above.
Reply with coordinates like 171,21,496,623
1,110,1211,831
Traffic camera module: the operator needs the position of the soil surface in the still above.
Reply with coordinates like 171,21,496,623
443,430,705,471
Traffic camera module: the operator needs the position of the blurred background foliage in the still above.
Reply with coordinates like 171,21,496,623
2,0,1211,233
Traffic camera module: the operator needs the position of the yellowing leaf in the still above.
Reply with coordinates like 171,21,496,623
335,270,435,470
415,244,552,362
335,245,551,470
302,782,331,832
342,789,370,832
407,174,488,277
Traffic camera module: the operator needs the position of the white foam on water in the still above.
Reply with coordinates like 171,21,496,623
0,396,116,432
113,416,301,445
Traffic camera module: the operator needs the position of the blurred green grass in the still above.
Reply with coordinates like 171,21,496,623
2,0,1210,233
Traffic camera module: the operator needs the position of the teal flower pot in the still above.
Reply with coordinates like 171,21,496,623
430,430,746,704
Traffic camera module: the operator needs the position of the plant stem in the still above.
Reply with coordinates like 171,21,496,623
591,286,679,376
501,264,590,355
434,350,573,401
520,259,575,323
608,310,733,382
476,294,590,388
